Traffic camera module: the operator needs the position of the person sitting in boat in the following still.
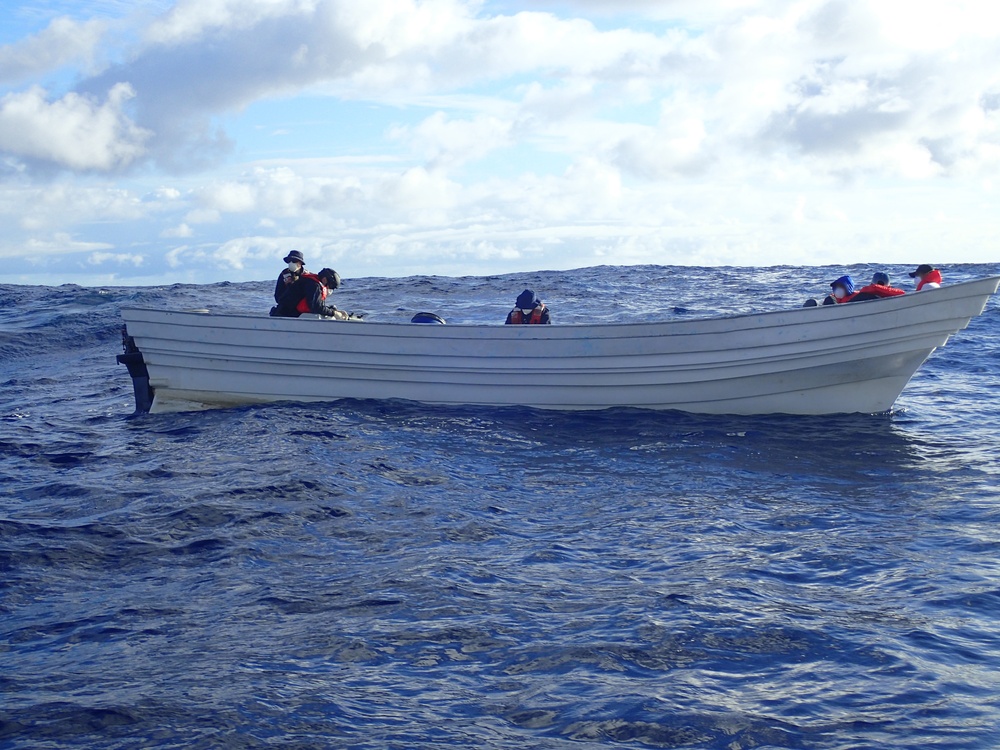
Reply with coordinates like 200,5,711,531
270,267,346,319
505,289,551,324
274,250,306,303
909,264,942,291
822,275,856,304
822,272,907,305
848,271,907,302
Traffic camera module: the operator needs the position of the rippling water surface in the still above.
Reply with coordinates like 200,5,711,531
2,264,1000,749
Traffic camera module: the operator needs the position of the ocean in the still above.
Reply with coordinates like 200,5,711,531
2,263,999,749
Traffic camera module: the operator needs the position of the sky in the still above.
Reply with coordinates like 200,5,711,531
1,0,999,286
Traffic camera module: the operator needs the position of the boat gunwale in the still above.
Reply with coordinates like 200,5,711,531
120,275,1000,338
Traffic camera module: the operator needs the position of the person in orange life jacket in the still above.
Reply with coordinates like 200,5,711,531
505,289,551,324
822,275,856,305
848,271,907,302
270,267,343,318
909,264,942,291
274,250,306,303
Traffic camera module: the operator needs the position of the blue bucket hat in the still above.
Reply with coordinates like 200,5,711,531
830,275,855,294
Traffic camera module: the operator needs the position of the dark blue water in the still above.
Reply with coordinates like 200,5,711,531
2,264,999,749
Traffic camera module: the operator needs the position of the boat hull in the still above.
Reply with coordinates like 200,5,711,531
119,276,999,415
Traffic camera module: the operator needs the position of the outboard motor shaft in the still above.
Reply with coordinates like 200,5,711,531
117,325,153,413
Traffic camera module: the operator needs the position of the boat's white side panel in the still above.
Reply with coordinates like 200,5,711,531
120,276,1000,415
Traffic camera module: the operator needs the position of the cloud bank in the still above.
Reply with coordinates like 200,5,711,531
1,0,999,284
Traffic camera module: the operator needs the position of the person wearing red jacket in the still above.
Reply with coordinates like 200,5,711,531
850,271,906,302
909,264,943,291
820,272,906,305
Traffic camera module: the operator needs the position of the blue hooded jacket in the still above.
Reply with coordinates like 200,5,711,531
830,275,855,295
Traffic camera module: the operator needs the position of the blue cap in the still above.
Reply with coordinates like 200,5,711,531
830,275,855,294
871,272,889,286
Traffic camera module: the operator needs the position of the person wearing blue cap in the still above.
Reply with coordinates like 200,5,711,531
505,289,551,324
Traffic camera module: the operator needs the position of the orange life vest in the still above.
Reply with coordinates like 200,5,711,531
857,283,905,298
509,304,546,324
916,269,943,291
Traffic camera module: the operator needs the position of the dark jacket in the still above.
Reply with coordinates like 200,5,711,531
270,274,339,317
273,268,302,303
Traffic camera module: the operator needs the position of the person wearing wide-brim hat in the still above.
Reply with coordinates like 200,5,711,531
908,264,942,291
274,250,306,303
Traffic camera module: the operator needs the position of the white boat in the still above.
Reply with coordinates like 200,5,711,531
118,276,1000,415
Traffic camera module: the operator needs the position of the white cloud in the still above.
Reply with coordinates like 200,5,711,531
190,166,367,225
161,223,193,237
153,186,183,200
88,251,145,266
144,0,322,45
0,232,113,260
868,0,1000,50
214,235,277,269
0,181,146,234
0,17,108,84
377,166,461,225
390,111,513,167
185,208,222,223
204,181,258,212
165,245,191,268
213,233,343,270
612,101,710,178
0,84,151,170
15,0,1000,183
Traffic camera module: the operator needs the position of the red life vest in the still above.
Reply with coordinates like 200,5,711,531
295,272,328,314
509,304,546,324
916,269,943,291
857,283,905,298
